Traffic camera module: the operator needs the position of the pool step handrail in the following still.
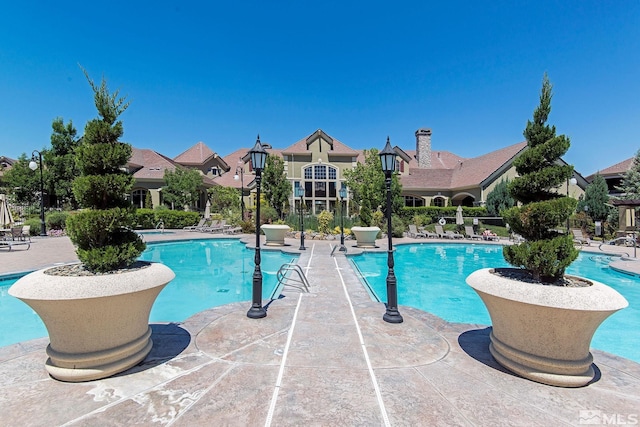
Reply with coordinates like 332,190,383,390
155,220,165,233
270,259,310,299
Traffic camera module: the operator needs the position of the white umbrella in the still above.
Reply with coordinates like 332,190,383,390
456,205,464,225
204,199,211,219
0,194,14,228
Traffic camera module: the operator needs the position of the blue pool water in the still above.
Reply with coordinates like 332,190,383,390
0,239,295,348
350,243,640,363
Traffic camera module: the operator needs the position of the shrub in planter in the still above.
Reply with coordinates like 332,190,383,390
501,74,578,282
65,72,145,273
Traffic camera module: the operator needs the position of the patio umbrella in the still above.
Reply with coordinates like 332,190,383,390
456,205,464,225
204,199,211,219
0,194,13,227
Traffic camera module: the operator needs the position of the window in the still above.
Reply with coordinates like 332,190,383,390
315,182,326,197
132,189,148,208
314,165,326,179
432,196,445,207
304,167,313,179
328,166,336,180
404,195,425,207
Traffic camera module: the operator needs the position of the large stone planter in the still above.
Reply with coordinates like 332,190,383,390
351,226,380,248
466,268,628,387
9,262,175,382
261,224,290,246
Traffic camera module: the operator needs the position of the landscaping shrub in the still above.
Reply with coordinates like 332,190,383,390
46,211,69,230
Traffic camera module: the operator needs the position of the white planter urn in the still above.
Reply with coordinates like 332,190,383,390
9,262,175,382
261,224,290,246
466,268,628,387
351,226,380,248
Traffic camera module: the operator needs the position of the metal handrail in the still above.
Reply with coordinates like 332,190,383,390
155,220,165,233
270,260,310,299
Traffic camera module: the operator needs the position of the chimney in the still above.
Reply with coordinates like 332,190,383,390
415,128,432,168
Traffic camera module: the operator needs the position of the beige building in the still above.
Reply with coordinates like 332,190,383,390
124,128,588,214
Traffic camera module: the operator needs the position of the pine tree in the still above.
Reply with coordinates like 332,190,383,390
485,179,515,216
502,74,578,282
66,70,145,272
45,118,81,208
578,174,609,221
616,149,640,199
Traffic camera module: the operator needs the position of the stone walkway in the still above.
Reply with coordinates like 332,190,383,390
1,233,639,426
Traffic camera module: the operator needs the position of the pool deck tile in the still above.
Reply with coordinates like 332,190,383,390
1,231,640,426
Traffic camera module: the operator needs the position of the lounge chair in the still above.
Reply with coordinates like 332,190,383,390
408,224,426,238
482,229,500,241
445,230,464,239
464,226,482,240
571,229,591,246
202,220,226,233
224,225,242,234
10,226,24,241
434,225,447,238
419,227,438,238
183,218,206,231
0,239,31,251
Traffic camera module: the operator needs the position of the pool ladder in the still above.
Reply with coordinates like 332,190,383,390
269,260,310,299
155,220,165,233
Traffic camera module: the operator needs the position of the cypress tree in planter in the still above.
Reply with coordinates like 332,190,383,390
501,74,578,281
466,74,627,387
66,71,146,271
10,71,175,382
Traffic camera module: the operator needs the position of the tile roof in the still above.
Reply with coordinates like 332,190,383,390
173,141,216,165
593,157,634,177
129,147,218,187
129,148,180,180
450,142,527,188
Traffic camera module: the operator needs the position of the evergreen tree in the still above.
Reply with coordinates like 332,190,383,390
615,149,640,198
502,74,578,282
65,71,145,272
262,155,291,219
485,179,515,216
161,167,203,210
44,117,81,208
2,154,42,204
344,148,402,226
577,174,609,221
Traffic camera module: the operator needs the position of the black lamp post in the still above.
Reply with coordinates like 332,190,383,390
234,161,245,220
247,136,268,319
29,150,46,237
338,187,347,252
379,137,403,323
566,176,577,233
295,185,306,250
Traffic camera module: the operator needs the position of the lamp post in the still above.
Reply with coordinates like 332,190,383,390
379,137,403,324
566,176,577,233
234,161,245,220
247,136,268,319
338,187,347,252
29,150,46,236
295,185,306,250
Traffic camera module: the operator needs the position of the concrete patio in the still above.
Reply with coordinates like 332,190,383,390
1,232,639,426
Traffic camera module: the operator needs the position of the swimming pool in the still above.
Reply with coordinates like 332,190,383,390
350,243,639,363
0,239,296,348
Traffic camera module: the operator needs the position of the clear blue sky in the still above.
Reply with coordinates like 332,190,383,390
1,1,638,176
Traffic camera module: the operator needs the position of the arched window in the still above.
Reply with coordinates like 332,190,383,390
132,189,147,208
432,196,446,207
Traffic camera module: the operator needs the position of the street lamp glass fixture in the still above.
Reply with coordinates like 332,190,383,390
379,137,396,173
379,137,402,323
247,136,268,319
250,137,267,171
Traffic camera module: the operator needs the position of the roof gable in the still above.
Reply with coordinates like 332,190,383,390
174,141,216,165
